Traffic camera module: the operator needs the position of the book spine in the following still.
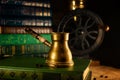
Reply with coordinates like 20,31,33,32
0,26,52,34
0,34,51,45
1,0,51,8
0,45,50,56
0,67,43,80
0,68,84,80
0,5,52,19
1,18,52,27
1,0,52,26
0,26,1,34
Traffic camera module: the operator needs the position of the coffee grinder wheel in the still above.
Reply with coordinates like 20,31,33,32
57,9,105,57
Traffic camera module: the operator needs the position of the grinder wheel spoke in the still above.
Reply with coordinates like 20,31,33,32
58,9,105,57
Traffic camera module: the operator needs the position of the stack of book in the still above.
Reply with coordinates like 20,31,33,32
0,56,92,80
0,0,52,57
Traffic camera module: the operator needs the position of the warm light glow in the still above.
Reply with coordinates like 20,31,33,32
74,16,77,21
72,0,76,10
39,11,43,16
71,0,85,10
79,0,84,9
72,6,76,10
80,1,83,4
72,0,76,5
105,25,110,32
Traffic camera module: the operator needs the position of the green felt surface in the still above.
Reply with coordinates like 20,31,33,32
0,56,90,72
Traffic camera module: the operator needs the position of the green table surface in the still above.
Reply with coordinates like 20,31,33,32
0,56,90,72
0,56,91,80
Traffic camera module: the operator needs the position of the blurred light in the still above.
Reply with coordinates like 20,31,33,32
72,0,75,5
105,25,110,32
71,0,85,10
79,0,84,9
72,6,76,10
74,16,77,21
72,0,76,10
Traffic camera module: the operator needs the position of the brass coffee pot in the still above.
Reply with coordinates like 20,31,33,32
25,28,74,68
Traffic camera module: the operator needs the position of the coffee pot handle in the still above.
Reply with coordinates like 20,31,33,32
25,28,51,47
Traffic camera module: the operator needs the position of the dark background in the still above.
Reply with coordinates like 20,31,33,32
52,0,120,68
